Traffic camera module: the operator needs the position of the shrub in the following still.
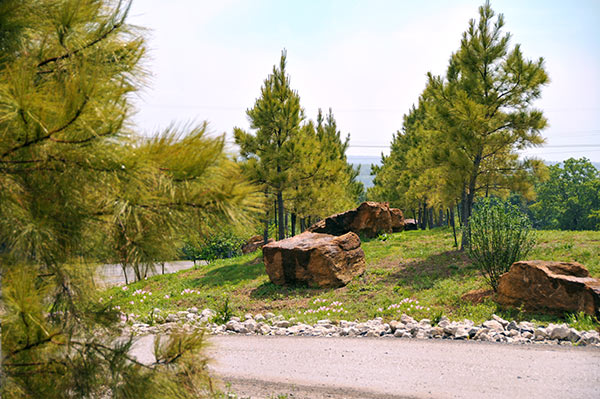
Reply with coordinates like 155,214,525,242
180,230,245,263
467,197,536,291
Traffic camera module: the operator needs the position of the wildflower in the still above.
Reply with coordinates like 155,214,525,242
129,301,134,305
164,294,170,299
122,286,128,291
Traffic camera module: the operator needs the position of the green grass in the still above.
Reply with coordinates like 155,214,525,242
102,228,600,330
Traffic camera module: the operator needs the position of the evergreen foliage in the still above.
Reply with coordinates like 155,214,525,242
236,53,364,239
369,1,549,246
234,50,303,240
0,1,260,397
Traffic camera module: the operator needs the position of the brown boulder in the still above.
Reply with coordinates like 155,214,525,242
404,218,418,231
390,207,405,233
262,231,366,288
308,201,404,238
496,260,600,317
241,235,274,254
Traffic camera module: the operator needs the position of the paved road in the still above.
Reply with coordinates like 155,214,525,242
130,335,600,399
95,260,206,286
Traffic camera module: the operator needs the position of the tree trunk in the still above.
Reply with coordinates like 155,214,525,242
291,213,297,237
277,191,285,240
428,207,434,229
263,219,269,245
300,217,305,232
460,160,480,250
450,207,458,248
284,212,288,238
273,199,278,237
121,264,129,285
421,204,428,230
161,262,165,275
460,188,470,250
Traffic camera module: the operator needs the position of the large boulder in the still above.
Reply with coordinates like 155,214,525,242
308,201,404,238
262,231,366,288
241,235,274,254
496,260,600,317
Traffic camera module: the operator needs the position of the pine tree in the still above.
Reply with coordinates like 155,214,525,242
426,1,549,248
0,1,260,397
234,50,303,240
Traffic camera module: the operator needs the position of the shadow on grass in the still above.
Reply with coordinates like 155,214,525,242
376,250,476,290
193,259,266,287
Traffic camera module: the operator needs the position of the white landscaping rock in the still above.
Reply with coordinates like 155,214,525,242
482,320,504,332
547,324,570,340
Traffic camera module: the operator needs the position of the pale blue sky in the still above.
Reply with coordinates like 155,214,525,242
128,0,600,162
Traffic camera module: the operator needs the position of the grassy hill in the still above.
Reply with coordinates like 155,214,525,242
103,229,599,329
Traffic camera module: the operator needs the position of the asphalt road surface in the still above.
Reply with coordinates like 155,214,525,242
130,335,600,399
95,260,205,286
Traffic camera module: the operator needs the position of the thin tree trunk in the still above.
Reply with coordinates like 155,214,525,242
450,207,458,248
284,212,289,238
291,213,297,237
428,207,434,229
161,262,165,275
300,217,305,232
273,199,278,237
277,191,285,240
462,155,482,249
121,264,129,285
460,188,469,250
263,219,269,245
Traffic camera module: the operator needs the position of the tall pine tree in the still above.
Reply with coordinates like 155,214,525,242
234,50,303,240
426,1,548,248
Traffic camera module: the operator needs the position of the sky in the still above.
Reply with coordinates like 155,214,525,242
127,0,600,162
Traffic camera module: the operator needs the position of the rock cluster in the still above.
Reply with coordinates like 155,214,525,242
262,231,366,287
128,309,600,347
496,260,600,317
308,201,404,238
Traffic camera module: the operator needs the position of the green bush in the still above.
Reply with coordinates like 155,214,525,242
181,230,245,263
467,197,536,291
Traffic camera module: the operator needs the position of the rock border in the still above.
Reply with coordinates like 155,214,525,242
126,308,600,347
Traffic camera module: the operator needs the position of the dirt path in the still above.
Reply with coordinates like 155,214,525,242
131,335,600,398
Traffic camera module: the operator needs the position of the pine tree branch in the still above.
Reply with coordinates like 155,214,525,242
36,22,122,69
6,332,62,359
0,97,88,159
